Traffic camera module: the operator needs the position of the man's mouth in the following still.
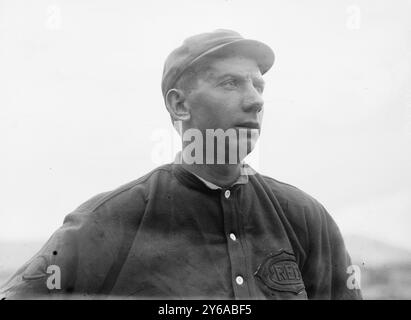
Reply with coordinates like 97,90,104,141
235,122,260,130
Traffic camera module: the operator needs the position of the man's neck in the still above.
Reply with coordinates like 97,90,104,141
177,146,242,188
181,162,242,188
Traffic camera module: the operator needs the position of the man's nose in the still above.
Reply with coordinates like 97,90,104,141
242,84,264,113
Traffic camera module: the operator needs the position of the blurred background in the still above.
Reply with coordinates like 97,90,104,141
0,0,410,299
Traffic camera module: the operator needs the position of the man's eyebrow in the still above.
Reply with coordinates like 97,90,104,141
214,72,265,85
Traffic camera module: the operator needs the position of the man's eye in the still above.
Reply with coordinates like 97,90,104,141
221,80,238,88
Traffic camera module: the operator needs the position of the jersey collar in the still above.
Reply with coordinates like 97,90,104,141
173,151,250,190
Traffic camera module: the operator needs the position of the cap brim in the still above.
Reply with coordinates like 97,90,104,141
189,38,275,75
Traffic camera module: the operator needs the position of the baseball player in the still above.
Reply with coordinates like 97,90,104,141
0,29,362,300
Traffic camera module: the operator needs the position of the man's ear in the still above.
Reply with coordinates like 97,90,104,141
165,89,191,122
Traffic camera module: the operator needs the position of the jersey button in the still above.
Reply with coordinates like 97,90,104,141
229,233,237,241
224,190,231,199
235,276,244,285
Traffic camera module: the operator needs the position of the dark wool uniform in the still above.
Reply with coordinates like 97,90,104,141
0,163,362,299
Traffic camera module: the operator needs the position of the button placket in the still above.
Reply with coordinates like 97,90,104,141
220,187,251,298
235,276,244,285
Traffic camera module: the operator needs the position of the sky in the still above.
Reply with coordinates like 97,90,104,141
0,0,410,250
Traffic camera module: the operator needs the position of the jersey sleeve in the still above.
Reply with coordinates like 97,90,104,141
300,202,362,300
0,188,144,299
0,209,116,299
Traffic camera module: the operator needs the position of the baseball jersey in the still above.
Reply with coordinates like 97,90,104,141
0,163,362,300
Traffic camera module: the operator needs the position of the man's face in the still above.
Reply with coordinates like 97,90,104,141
183,55,265,160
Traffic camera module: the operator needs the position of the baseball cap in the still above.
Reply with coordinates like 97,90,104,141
161,29,275,100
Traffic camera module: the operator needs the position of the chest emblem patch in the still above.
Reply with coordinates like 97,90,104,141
254,250,305,294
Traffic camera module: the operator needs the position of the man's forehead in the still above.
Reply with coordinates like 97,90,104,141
200,55,263,79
